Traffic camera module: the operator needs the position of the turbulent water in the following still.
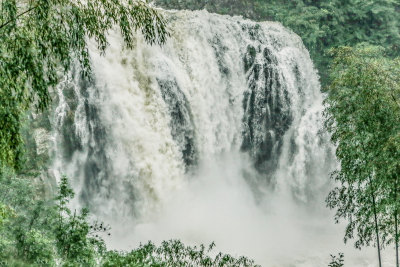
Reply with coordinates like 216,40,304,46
50,10,380,267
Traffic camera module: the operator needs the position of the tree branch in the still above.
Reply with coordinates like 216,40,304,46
0,5,36,30
392,93,400,110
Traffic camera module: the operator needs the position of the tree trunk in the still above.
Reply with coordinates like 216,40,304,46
395,210,399,267
395,178,399,267
372,192,383,267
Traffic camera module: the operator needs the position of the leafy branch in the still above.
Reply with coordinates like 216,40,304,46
0,5,37,30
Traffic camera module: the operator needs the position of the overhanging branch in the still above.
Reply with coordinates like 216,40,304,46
0,5,36,30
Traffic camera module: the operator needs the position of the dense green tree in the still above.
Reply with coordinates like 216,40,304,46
0,165,55,265
54,176,107,266
0,168,106,266
324,45,400,267
0,0,169,169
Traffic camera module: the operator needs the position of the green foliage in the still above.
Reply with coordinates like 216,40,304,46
328,253,344,267
0,202,13,226
17,229,55,266
324,45,400,262
103,240,260,267
0,0,169,169
54,176,107,266
0,168,107,266
0,165,55,266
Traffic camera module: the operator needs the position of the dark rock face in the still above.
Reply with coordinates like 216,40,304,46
241,45,292,175
57,73,111,208
59,79,81,162
80,91,110,204
157,78,198,170
244,45,256,72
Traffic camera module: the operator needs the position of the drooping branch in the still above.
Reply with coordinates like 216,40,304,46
0,5,36,30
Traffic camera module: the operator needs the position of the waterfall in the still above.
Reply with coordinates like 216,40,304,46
51,10,379,267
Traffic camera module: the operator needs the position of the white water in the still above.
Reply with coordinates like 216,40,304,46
51,10,383,266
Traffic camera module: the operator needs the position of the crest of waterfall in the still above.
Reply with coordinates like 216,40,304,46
50,10,378,267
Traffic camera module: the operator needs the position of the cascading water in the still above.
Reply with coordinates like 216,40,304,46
50,10,380,267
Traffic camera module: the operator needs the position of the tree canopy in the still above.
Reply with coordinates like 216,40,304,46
324,45,400,266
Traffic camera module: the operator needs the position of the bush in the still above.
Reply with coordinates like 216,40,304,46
103,240,260,267
328,253,344,267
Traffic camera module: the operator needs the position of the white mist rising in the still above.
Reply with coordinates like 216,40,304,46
51,10,383,266
106,153,377,267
